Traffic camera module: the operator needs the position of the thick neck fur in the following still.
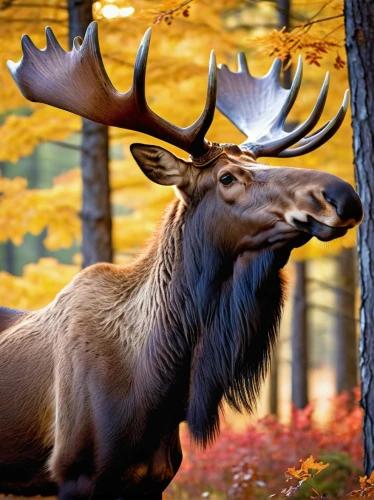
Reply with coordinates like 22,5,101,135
129,197,286,447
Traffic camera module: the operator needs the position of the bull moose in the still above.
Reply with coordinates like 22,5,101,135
1,22,363,499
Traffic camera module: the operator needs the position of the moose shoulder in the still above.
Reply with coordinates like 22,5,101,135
2,23,362,499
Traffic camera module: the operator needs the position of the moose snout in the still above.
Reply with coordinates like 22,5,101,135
322,181,363,224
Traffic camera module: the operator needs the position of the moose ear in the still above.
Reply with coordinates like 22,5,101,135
130,144,191,187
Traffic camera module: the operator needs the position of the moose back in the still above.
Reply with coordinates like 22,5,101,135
0,23,362,499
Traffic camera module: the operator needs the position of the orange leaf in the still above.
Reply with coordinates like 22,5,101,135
300,456,330,476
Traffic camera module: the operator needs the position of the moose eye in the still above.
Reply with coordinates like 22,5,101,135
220,174,236,186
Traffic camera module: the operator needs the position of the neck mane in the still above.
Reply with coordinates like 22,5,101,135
130,198,286,447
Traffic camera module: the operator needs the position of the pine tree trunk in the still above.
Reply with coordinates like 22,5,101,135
0,163,14,274
268,0,292,416
277,0,290,30
269,349,279,415
335,248,358,395
267,0,293,417
344,0,374,475
291,261,309,409
68,0,112,267
277,0,309,411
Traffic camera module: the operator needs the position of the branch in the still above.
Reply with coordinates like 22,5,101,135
152,0,193,25
307,277,355,297
243,0,308,23
103,55,133,68
5,2,67,8
1,17,68,23
295,14,344,30
50,141,81,151
322,23,345,40
225,22,280,31
309,0,335,21
308,303,358,323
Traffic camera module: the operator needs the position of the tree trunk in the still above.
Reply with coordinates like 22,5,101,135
269,349,279,415
291,261,309,409
68,0,112,267
344,0,374,475
268,0,293,417
276,0,309,411
267,0,294,417
277,0,290,31
0,163,14,274
335,248,358,395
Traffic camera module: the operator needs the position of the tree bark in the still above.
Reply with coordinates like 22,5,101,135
0,162,14,274
276,0,309,410
267,0,294,417
344,0,374,475
269,349,279,415
291,261,309,409
268,0,293,417
277,0,290,31
335,248,358,395
68,0,112,267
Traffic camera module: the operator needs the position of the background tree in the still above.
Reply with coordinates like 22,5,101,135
278,0,310,411
344,0,374,476
335,247,358,396
68,0,112,267
267,0,291,416
292,261,309,409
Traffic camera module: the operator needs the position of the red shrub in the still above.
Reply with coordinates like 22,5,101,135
166,389,363,499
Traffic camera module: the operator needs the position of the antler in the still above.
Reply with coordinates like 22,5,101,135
7,22,217,158
216,54,349,158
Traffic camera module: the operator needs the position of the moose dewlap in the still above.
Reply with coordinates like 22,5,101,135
0,22,362,500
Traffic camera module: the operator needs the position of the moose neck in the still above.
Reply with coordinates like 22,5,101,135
132,197,286,446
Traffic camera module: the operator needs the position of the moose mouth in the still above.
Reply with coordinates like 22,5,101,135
259,216,348,252
236,215,350,257
292,215,349,242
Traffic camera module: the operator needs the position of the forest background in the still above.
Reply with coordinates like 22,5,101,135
0,0,367,498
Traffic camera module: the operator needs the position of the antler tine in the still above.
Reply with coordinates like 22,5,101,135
253,72,330,157
132,28,152,110
277,90,349,158
216,55,346,159
185,50,217,154
8,22,217,157
268,57,282,79
238,52,249,73
274,56,303,129
46,25,66,53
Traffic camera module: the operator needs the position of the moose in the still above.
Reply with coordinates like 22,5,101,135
1,22,362,499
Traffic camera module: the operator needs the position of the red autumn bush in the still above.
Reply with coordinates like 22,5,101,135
165,388,363,499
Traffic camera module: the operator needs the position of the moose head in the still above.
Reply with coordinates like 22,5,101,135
8,23,362,262
2,22,363,499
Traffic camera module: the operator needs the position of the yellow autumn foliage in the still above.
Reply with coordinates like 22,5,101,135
0,0,359,309
0,158,174,253
0,108,81,163
0,173,81,248
0,258,79,310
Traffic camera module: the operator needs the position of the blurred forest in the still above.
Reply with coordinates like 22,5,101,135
0,0,366,498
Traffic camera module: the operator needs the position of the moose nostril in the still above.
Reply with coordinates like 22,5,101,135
323,183,363,222
323,191,338,210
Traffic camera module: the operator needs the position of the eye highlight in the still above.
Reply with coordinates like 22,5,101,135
220,173,236,186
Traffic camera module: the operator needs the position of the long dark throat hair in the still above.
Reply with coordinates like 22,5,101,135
179,198,287,447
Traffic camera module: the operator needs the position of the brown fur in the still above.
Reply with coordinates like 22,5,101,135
0,145,362,499
0,307,26,333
